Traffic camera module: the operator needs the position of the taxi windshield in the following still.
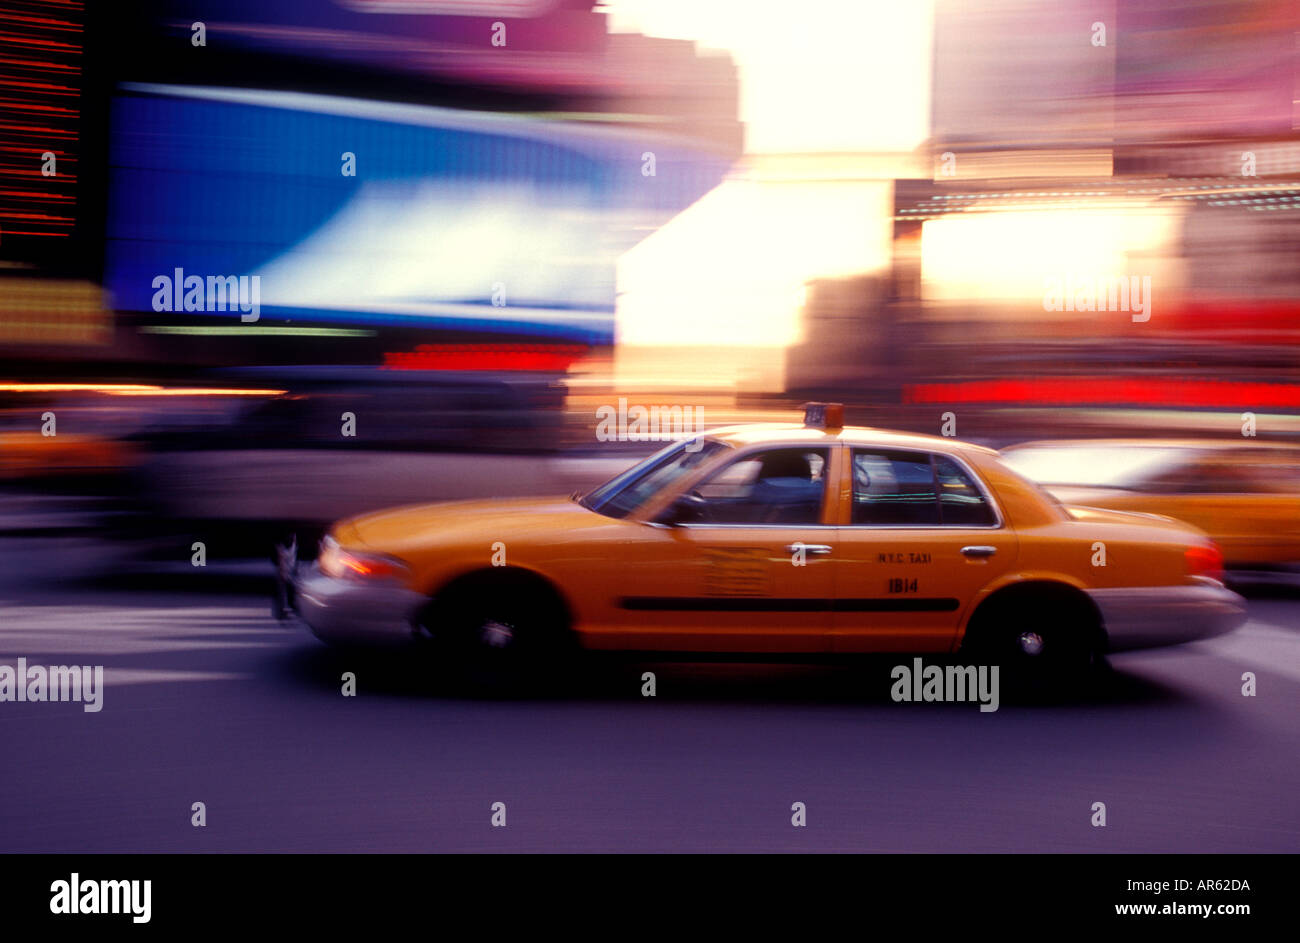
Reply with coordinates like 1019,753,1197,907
581,438,728,518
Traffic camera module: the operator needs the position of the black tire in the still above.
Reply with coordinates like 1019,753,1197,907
419,571,574,690
961,587,1102,697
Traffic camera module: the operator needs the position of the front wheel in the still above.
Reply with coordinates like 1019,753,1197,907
418,575,574,690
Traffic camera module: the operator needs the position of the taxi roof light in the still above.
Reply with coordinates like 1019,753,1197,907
803,402,844,431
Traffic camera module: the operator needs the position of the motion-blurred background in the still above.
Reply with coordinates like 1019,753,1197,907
2,0,1300,577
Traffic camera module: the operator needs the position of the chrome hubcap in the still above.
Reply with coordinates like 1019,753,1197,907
1017,631,1045,656
481,620,514,648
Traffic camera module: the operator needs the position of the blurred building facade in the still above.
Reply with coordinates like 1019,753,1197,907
786,0,1300,432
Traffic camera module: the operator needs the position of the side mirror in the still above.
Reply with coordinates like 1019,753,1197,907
659,492,707,526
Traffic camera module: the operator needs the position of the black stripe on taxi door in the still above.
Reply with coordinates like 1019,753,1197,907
619,597,959,613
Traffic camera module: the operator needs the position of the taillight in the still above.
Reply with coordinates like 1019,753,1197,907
1185,542,1223,581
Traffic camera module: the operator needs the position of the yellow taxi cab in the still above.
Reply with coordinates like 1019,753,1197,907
1000,438,1300,575
0,431,134,480
277,406,1246,675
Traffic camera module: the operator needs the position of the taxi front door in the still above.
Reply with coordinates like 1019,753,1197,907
616,445,840,653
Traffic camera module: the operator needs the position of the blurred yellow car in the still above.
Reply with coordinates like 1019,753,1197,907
278,407,1245,676
0,431,134,480
1001,439,1300,574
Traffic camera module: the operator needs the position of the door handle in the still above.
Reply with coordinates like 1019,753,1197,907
961,545,997,558
786,543,832,555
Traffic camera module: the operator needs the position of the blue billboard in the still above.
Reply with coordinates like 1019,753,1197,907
106,84,732,344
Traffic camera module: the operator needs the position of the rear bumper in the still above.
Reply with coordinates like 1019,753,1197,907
1088,580,1247,652
284,563,426,646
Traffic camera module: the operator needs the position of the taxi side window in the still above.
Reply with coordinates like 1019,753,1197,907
694,447,828,525
935,456,996,525
852,450,940,525
851,450,994,526
1236,450,1300,492
1146,460,1250,494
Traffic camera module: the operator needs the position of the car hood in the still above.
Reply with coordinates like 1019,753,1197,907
334,495,600,553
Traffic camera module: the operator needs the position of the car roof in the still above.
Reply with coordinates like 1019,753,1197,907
704,423,997,455
1004,438,1300,453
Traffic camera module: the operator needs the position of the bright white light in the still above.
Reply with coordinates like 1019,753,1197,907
921,208,1181,302
616,173,893,346
602,0,934,153
1002,446,1192,487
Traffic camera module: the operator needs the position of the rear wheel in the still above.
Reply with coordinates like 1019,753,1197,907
962,587,1102,696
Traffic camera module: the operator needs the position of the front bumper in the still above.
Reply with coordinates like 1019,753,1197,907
1088,580,1247,652
279,562,427,646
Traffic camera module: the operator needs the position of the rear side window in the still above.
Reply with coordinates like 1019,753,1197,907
1146,459,1251,495
935,456,996,525
1231,450,1300,493
851,450,995,526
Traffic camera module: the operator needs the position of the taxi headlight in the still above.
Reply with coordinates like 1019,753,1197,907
318,536,411,583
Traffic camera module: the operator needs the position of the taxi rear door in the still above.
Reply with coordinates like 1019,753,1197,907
829,446,1018,653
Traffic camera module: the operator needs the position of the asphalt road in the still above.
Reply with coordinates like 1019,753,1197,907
1,573,1297,852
